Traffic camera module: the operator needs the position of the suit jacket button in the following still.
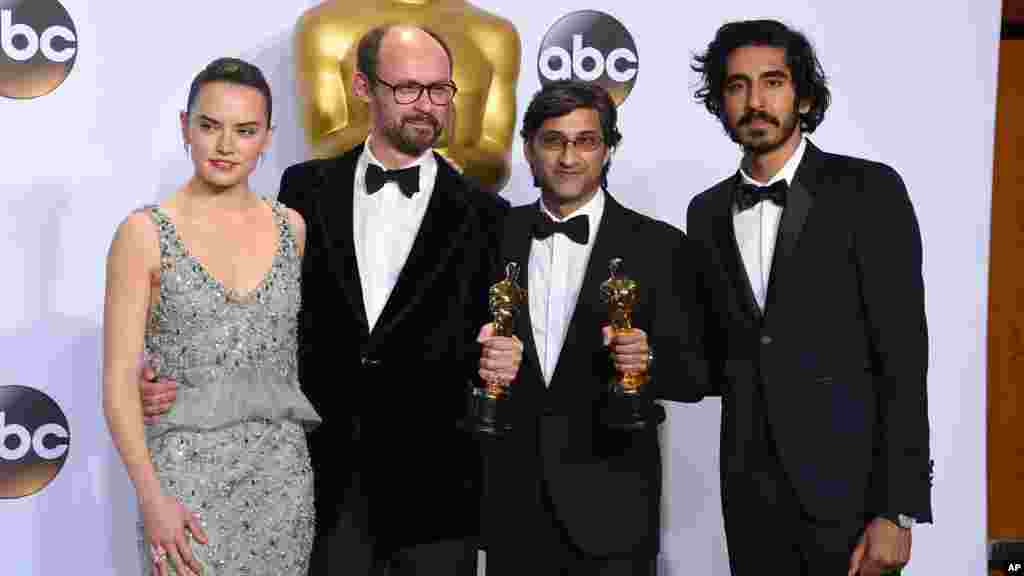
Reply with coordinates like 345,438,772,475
760,335,773,345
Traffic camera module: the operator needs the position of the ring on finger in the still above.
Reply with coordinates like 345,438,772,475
151,545,167,563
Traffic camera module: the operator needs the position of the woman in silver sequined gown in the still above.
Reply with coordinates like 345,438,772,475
102,58,319,576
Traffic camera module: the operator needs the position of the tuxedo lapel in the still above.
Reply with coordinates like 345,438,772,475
764,143,820,317
712,173,763,323
317,148,370,335
372,154,471,338
506,202,546,388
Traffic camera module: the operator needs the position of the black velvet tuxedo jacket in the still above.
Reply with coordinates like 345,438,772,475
686,141,933,528
480,193,709,558
278,144,507,552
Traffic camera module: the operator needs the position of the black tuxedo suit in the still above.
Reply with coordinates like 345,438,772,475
278,144,506,572
686,141,932,573
481,194,708,574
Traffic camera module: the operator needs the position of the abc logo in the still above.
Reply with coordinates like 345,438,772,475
0,0,78,100
0,385,70,499
538,10,638,105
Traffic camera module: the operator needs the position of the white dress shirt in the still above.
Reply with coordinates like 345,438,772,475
733,136,807,310
353,137,438,330
529,191,605,386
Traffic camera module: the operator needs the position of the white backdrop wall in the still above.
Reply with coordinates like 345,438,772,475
0,0,998,574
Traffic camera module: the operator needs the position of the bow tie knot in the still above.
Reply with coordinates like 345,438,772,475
737,180,788,210
365,163,420,198
532,212,589,245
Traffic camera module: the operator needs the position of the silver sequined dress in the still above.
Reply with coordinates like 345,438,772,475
139,201,320,575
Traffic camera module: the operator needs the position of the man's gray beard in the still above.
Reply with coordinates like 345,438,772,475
385,120,439,157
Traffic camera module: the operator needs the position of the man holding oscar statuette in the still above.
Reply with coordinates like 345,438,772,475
475,80,709,575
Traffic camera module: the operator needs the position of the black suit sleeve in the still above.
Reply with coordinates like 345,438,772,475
463,192,508,390
278,162,355,534
649,224,710,403
278,164,325,410
854,163,932,523
685,195,726,398
277,166,310,388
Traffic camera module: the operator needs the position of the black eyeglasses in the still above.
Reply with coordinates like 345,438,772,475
373,76,458,105
537,131,604,153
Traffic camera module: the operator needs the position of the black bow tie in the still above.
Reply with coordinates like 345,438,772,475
736,180,788,211
532,212,589,245
365,163,420,197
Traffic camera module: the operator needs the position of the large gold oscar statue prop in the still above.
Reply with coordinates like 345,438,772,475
294,0,521,194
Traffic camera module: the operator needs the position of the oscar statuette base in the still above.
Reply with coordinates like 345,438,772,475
601,385,666,432
464,384,513,437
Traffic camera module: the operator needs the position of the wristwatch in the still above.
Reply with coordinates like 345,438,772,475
882,512,916,529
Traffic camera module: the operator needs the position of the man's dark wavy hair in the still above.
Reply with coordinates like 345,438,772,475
691,19,830,133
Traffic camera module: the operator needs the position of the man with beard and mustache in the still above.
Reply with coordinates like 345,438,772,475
136,24,514,576
278,24,513,575
686,19,932,576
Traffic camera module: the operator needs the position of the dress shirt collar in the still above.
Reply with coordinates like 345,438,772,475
357,134,437,194
538,189,605,245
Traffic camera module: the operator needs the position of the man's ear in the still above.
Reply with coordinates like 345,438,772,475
604,146,615,166
353,71,372,103
179,110,190,146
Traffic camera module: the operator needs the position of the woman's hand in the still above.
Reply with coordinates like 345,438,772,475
141,491,208,576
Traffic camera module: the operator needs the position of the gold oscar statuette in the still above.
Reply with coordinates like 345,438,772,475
486,261,524,395
600,257,647,394
469,261,524,435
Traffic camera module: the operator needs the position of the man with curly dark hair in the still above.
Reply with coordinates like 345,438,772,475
687,19,933,576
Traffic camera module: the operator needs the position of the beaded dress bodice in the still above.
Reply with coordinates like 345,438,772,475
143,201,319,439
